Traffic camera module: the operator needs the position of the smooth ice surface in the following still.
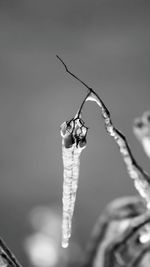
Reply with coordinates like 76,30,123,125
60,119,87,248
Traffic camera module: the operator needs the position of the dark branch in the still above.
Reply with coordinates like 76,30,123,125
56,55,93,92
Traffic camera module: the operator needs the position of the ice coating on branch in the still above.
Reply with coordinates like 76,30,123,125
60,117,87,248
86,93,150,209
86,92,102,107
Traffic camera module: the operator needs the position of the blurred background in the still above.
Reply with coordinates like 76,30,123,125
0,0,150,266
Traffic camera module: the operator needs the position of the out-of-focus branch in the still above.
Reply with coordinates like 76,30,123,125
82,196,150,267
133,111,150,159
0,238,22,267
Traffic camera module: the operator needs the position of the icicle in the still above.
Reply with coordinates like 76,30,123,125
60,117,87,248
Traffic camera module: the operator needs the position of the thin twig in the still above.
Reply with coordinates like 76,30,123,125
75,90,91,119
57,55,150,209
56,55,110,117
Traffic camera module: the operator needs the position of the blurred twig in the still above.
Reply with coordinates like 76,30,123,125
0,238,22,267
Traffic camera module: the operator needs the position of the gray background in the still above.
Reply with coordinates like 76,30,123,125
0,0,150,264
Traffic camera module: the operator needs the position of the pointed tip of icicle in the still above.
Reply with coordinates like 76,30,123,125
61,240,69,248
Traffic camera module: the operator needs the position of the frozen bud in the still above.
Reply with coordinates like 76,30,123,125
64,134,75,148
79,136,87,148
